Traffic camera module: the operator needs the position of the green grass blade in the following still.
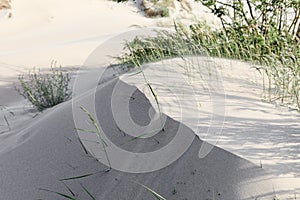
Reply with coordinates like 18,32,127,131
134,181,167,200
60,172,96,181
80,183,96,200
38,188,76,200
78,137,89,155
79,106,111,169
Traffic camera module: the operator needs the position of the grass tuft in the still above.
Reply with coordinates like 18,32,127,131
117,21,300,111
17,61,71,111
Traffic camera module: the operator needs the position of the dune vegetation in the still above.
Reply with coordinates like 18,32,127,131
17,62,71,111
118,0,300,111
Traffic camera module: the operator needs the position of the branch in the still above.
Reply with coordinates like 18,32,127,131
246,0,255,20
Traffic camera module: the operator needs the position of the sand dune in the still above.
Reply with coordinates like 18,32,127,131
1,54,299,199
1,0,300,199
0,75,277,200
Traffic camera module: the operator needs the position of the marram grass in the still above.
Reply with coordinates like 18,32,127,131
117,22,300,111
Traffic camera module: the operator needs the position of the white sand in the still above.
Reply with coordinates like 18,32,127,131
118,56,300,196
0,0,219,82
0,0,155,135
0,0,155,83
0,0,300,199
0,76,278,199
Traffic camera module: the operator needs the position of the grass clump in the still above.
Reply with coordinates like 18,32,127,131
17,62,71,111
118,28,206,67
117,17,300,111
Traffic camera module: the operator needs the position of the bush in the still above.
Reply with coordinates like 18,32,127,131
17,63,71,111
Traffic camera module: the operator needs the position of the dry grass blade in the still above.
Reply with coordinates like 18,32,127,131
0,105,14,131
134,181,167,200
77,106,111,169
59,170,107,181
60,180,76,197
130,59,164,131
77,137,89,155
80,183,96,200
3,114,10,130
38,188,77,200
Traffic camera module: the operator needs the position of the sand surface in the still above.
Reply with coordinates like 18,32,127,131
118,56,300,194
0,0,300,199
0,76,278,200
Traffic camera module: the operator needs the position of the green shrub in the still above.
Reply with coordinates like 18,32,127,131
17,63,71,111
161,7,169,17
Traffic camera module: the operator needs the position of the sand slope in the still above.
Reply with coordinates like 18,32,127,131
0,77,276,200
118,57,300,196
